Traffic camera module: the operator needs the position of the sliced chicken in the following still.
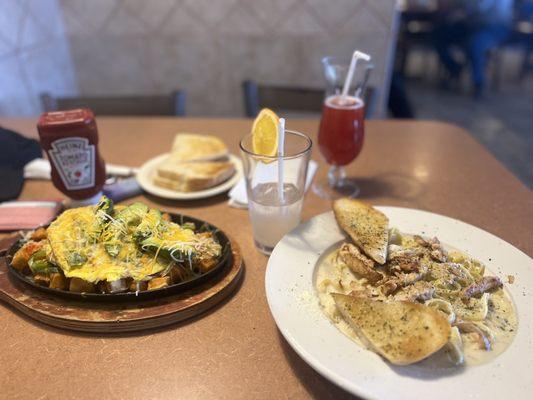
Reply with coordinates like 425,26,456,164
462,276,502,299
379,263,429,295
414,235,447,262
393,281,435,302
388,249,422,274
430,248,448,263
338,243,383,284
380,280,399,296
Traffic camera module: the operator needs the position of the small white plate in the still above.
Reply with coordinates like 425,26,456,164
266,207,533,400
137,153,243,200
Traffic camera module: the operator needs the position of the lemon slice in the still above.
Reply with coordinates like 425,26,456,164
252,108,279,157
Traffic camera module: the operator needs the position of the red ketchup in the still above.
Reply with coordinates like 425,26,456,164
37,109,106,201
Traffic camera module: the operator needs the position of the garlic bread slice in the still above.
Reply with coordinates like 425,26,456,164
332,293,451,365
333,198,389,264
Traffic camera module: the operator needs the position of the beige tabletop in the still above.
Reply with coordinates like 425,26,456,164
0,117,531,400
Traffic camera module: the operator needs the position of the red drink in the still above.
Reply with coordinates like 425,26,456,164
318,95,364,166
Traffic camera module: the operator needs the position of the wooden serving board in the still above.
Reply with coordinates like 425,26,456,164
0,235,243,333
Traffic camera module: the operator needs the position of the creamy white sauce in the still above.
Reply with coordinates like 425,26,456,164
315,242,518,367
316,249,366,347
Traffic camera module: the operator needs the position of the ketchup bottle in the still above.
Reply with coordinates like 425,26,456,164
37,109,106,202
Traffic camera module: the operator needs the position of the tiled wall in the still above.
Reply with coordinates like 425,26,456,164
0,0,398,117
0,0,77,116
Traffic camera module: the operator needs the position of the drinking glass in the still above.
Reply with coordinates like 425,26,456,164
312,56,372,199
240,130,312,255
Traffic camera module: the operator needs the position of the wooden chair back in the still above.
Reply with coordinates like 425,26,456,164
243,80,376,118
40,91,186,116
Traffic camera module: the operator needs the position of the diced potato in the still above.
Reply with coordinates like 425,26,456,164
147,276,170,290
34,273,50,287
196,257,218,272
49,273,67,290
129,280,148,292
169,266,186,283
161,213,171,222
11,253,28,272
69,277,96,293
11,241,45,271
105,279,128,293
197,232,213,240
97,281,107,294
30,227,47,241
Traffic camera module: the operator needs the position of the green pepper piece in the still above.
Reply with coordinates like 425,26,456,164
140,236,195,262
182,222,196,231
68,252,87,267
117,202,148,227
105,243,121,258
91,196,115,242
133,208,163,243
97,196,114,215
28,250,58,274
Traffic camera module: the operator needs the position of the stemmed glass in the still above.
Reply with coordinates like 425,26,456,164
312,56,372,199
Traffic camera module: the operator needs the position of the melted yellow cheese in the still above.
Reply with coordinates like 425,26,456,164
47,206,169,282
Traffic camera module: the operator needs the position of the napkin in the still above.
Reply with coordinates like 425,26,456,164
24,158,139,180
228,160,318,209
0,201,63,231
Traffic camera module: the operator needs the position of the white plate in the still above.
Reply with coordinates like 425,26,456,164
266,207,533,400
136,153,243,200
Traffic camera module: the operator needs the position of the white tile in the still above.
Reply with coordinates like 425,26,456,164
0,57,40,116
101,6,148,35
60,0,118,34
0,0,26,50
122,0,176,31
182,0,240,27
365,0,397,26
1,0,398,117
217,5,264,35
305,0,362,32
159,4,209,37
145,36,218,97
18,38,78,103
275,1,325,35
18,12,54,50
69,35,151,95
246,0,299,31
340,4,392,36
26,0,68,37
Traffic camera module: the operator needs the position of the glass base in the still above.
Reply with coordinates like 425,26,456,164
254,240,275,256
312,178,360,200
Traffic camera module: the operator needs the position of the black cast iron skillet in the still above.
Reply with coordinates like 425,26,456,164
6,213,232,302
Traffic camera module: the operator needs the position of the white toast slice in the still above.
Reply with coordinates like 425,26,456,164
332,293,451,365
155,160,235,192
333,198,389,264
170,133,228,162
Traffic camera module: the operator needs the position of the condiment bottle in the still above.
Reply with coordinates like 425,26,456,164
37,109,106,202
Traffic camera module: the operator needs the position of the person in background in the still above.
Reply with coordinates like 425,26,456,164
433,0,514,97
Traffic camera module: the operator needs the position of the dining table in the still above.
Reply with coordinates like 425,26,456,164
0,116,531,400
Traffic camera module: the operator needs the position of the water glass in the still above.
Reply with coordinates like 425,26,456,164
240,130,312,255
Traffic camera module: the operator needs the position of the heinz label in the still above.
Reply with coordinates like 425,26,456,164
48,137,95,190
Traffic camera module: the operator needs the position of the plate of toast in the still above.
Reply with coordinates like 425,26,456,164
137,133,242,200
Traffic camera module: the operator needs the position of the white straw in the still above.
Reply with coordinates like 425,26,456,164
277,118,285,204
341,50,371,99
